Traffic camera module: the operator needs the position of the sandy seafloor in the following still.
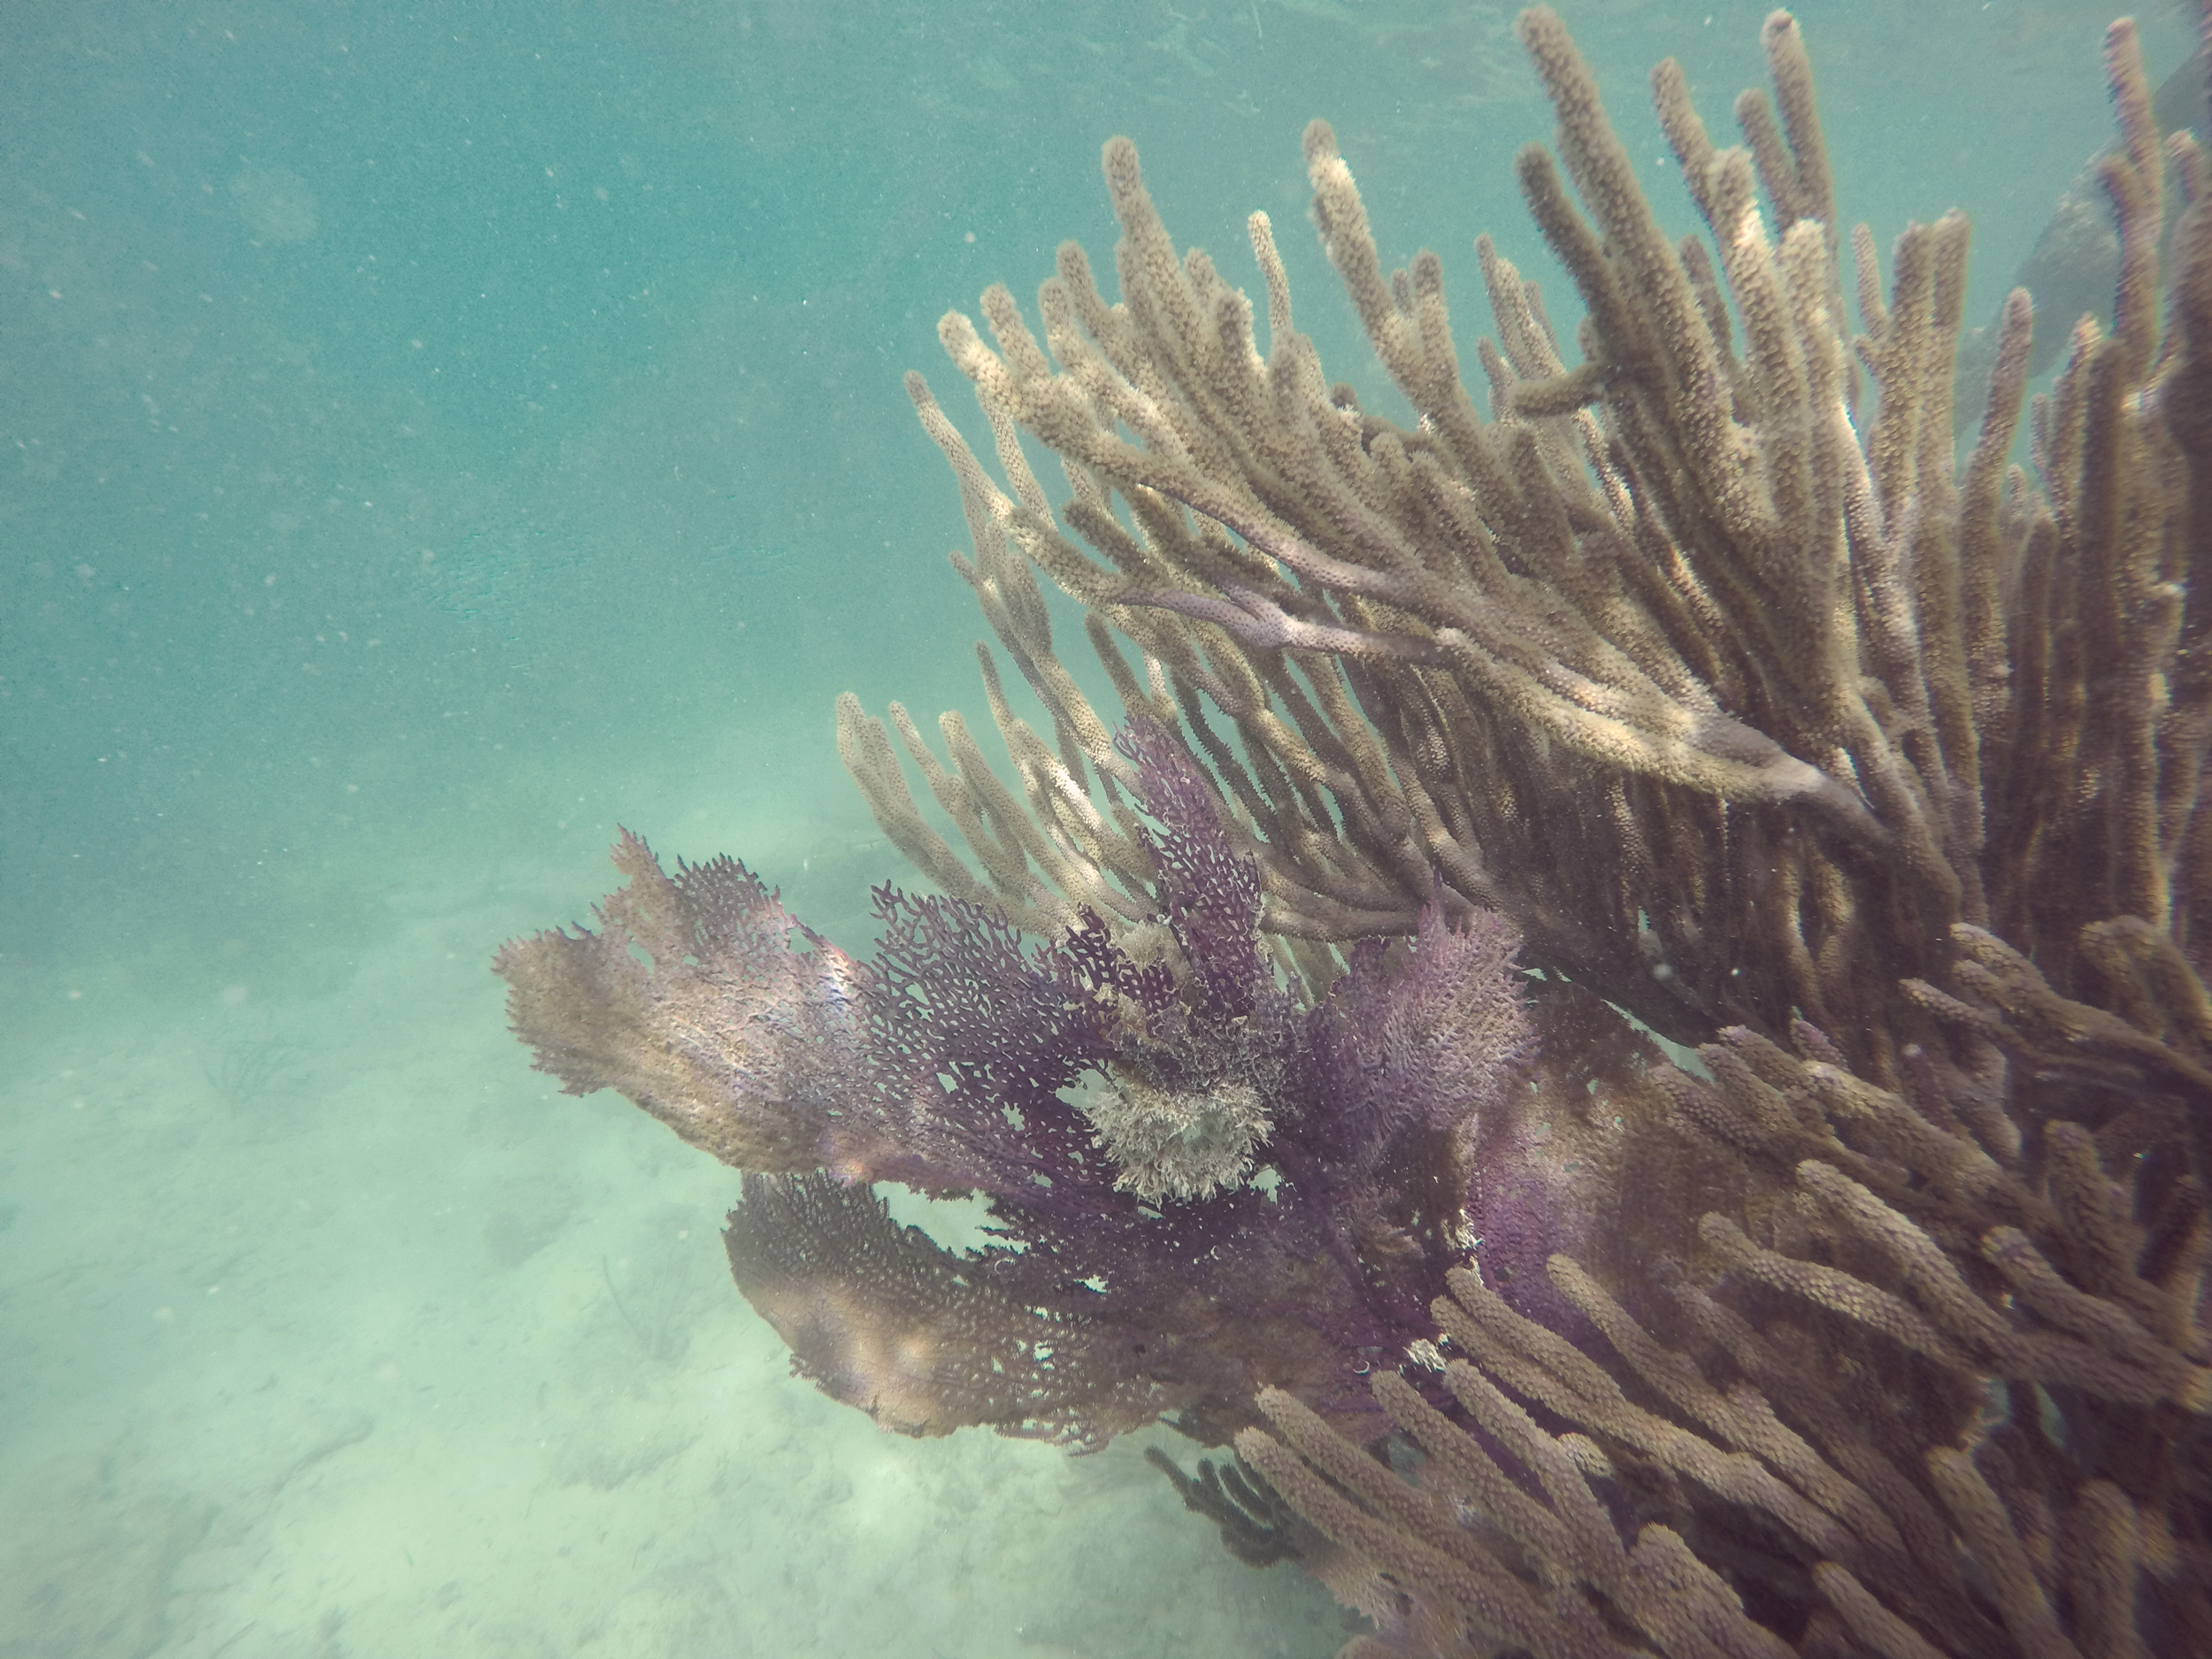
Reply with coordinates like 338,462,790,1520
0,864,1342,1658
3,1,2199,1655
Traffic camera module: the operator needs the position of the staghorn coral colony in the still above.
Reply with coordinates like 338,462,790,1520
498,7,2212,1655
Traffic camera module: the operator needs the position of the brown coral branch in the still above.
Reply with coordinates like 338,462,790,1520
873,3,2207,1087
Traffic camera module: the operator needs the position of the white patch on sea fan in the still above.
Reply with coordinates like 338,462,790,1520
1075,1067,1271,1204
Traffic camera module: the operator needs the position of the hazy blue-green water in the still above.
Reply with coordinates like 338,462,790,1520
2,2,2196,1654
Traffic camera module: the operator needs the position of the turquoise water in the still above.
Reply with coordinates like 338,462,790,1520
1,2,2197,1654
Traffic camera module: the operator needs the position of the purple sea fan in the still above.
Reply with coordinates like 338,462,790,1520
496,726,1549,1447
1302,896,1536,1149
1283,897,1540,1343
1459,980,1701,1339
493,829,879,1177
1064,719,1295,1206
